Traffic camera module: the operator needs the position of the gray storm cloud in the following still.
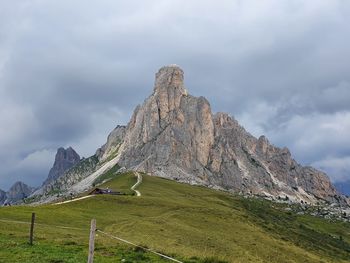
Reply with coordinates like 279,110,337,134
0,0,350,189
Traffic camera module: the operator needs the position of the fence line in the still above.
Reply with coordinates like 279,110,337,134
96,229,183,263
0,218,85,231
0,217,183,262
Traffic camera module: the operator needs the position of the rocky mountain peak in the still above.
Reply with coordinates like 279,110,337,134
4,181,34,204
115,66,347,205
44,65,347,207
56,147,79,162
153,65,188,112
8,181,29,192
117,65,214,180
154,64,186,92
42,147,80,186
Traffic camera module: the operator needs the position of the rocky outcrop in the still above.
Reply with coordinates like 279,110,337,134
117,65,214,184
42,155,99,194
42,147,80,186
207,113,340,203
107,65,345,204
30,155,99,199
3,181,35,205
96,125,126,162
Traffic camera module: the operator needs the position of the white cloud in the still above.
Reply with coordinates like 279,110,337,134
268,111,350,155
16,148,55,172
0,148,56,190
236,101,279,137
312,156,350,183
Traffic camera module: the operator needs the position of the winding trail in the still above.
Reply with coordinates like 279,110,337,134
52,195,94,205
54,171,142,205
131,172,142,197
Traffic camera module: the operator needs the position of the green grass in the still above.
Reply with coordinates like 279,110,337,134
0,173,349,262
100,171,137,195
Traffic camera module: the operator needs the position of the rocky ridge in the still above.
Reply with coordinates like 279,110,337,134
42,155,99,195
33,65,348,207
98,65,346,205
96,125,126,162
30,147,81,198
0,181,35,205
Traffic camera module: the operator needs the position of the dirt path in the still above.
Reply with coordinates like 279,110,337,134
131,172,142,197
54,171,142,205
52,195,94,205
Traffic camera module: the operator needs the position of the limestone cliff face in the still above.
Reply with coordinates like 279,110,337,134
207,113,340,203
104,65,344,204
118,65,214,184
96,125,126,162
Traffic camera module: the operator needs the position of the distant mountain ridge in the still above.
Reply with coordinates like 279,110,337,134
31,147,82,197
0,181,35,205
31,65,349,206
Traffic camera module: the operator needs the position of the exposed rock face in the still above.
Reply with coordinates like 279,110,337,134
4,181,35,204
43,147,80,186
96,125,126,161
42,155,99,194
30,155,99,199
110,65,345,204
37,65,346,206
118,65,214,184
207,113,340,203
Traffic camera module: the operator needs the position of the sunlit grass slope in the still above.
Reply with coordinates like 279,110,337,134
0,173,350,263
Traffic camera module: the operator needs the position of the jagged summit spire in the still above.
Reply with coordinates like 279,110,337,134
154,65,187,95
42,147,80,187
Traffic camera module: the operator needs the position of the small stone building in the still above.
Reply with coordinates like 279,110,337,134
88,188,123,195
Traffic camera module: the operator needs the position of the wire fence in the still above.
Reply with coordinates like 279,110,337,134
0,217,183,263
0,218,85,231
96,229,183,263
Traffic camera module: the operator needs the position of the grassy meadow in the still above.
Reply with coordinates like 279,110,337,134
0,172,349,263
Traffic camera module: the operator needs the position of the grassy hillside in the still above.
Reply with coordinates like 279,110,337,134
0,173,350,263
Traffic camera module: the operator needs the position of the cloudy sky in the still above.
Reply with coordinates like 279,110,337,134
0,0,349,190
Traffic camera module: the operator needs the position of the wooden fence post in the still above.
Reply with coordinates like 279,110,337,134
29,212,35,245
88,219,96,263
